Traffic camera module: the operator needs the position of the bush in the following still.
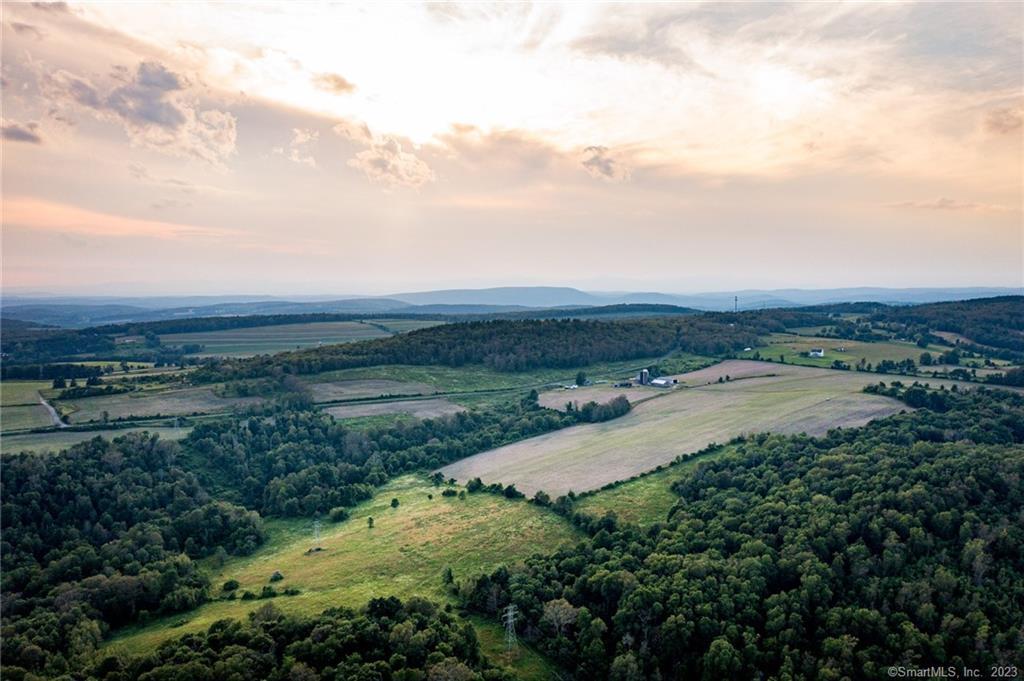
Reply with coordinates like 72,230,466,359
329,507,350,522
269,571,283,582
222,579,240,592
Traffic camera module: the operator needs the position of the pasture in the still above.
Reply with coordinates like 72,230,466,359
324,397,466,420
1,380,50,406
573,446,735,526
308,378,434,402
739,333,946,368
1,405,55,432
160,319,443,357
63,387,260,424
1,425,191,456
440,360,943,497
105,475,580,657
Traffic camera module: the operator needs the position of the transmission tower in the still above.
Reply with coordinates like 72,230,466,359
312,519,322,547
502,604,518,657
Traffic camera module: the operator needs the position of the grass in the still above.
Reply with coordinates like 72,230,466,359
1,405,55,432
324,397,466,420
1,380,50,406
105,474,580,656
441,360,957,497
160,319,444,357
739,333,947,368
1,426,191,456
306,353,711,396
61,386,261,424
469,615,561,681
574,446,735,526
161,321,393,357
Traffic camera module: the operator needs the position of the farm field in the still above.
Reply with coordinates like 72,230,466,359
573,446,735,526
1,380,50,406
306,353,711,397
308,378,434,402
105,474,580,659
1,425,191,455
441,360,976,497
63,387,261,424
1,404,55,432
324,397,466,420
739,333,946,368
160,320,403,357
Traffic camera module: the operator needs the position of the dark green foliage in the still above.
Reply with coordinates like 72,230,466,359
462,387,1024,678
191,317,764,382
578,394,631,422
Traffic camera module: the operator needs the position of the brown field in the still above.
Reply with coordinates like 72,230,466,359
324,398,466,420
441,360,985,497
64,387,261,424
307,379,434,403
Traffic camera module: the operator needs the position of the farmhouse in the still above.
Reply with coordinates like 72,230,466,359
809,348,825,358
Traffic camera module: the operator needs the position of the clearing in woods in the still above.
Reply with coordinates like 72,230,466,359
1,426,191,456
63,387,261,424
324,397,466,420
440,360,983,497
160,319,443,357
105,475,580,661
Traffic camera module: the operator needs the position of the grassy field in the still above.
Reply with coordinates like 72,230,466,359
441,360,974,497
308,378,435,402
160,319,443,357
1,380,51,406
306,353,710,397
469,615,560,681
1,425,191,456
324,397,466,420
1,405,56,432
105,475,580,657
739,333,946,368
63,387,261,424
574,446,735,526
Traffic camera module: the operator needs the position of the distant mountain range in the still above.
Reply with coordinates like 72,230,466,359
1,286,1017,328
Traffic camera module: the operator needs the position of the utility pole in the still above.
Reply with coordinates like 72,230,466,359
312,519,321,548
502,604,518,658
734,295,738,313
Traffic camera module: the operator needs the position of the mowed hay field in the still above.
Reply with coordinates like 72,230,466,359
1,380,55,432
64,387,261,424
105,475,580,657
325,397,466,420
2,426,191,456
738,333,946,368
308,378,434,402
160,319,442,357
441,360,968,497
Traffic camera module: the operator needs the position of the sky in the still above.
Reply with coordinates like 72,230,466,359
1,1,1022,296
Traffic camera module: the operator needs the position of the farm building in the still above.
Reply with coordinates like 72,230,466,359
809,348,825,358
638,369,650,385
650,377,677,388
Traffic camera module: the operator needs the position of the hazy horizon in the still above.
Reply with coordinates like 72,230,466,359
2,2,1022,293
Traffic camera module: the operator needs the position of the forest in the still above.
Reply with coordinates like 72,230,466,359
459,386,1024,679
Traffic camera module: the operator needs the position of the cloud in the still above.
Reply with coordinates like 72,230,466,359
312,72,355,94
30,2,68,12
886,197,1004,212
9,22,45,40
273,127,318,167
984,107,1022,135
334,119,434,188
42,61,237,165
581,146,630,182
2,120,43,144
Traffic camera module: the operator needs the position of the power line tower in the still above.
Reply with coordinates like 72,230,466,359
312,519,322,548
502,604,518,659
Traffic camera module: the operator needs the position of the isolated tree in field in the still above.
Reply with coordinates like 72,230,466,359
52,377,66,388
920,352,933,366
576,371,587,386
367,516,374,529
390,498,400,509
542,598,578,636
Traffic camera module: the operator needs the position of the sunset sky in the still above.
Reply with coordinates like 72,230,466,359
2,1,1021,295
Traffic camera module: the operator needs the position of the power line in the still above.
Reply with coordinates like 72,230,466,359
502,604,518,657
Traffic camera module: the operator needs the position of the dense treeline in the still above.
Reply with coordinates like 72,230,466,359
187,398,577,516
7,598,514,681
190,318,765,382
871,295,1024,355
0,434,266,675
1,396,582,675
90,312,444,337
461,386,1024,679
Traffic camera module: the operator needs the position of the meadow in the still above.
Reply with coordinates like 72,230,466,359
1,425,191,455
572,445,735,526
440,360,956,496
105,474,580,663
160,319,442,357
324,397,466,420
63,386,261,424
738,332,946,368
